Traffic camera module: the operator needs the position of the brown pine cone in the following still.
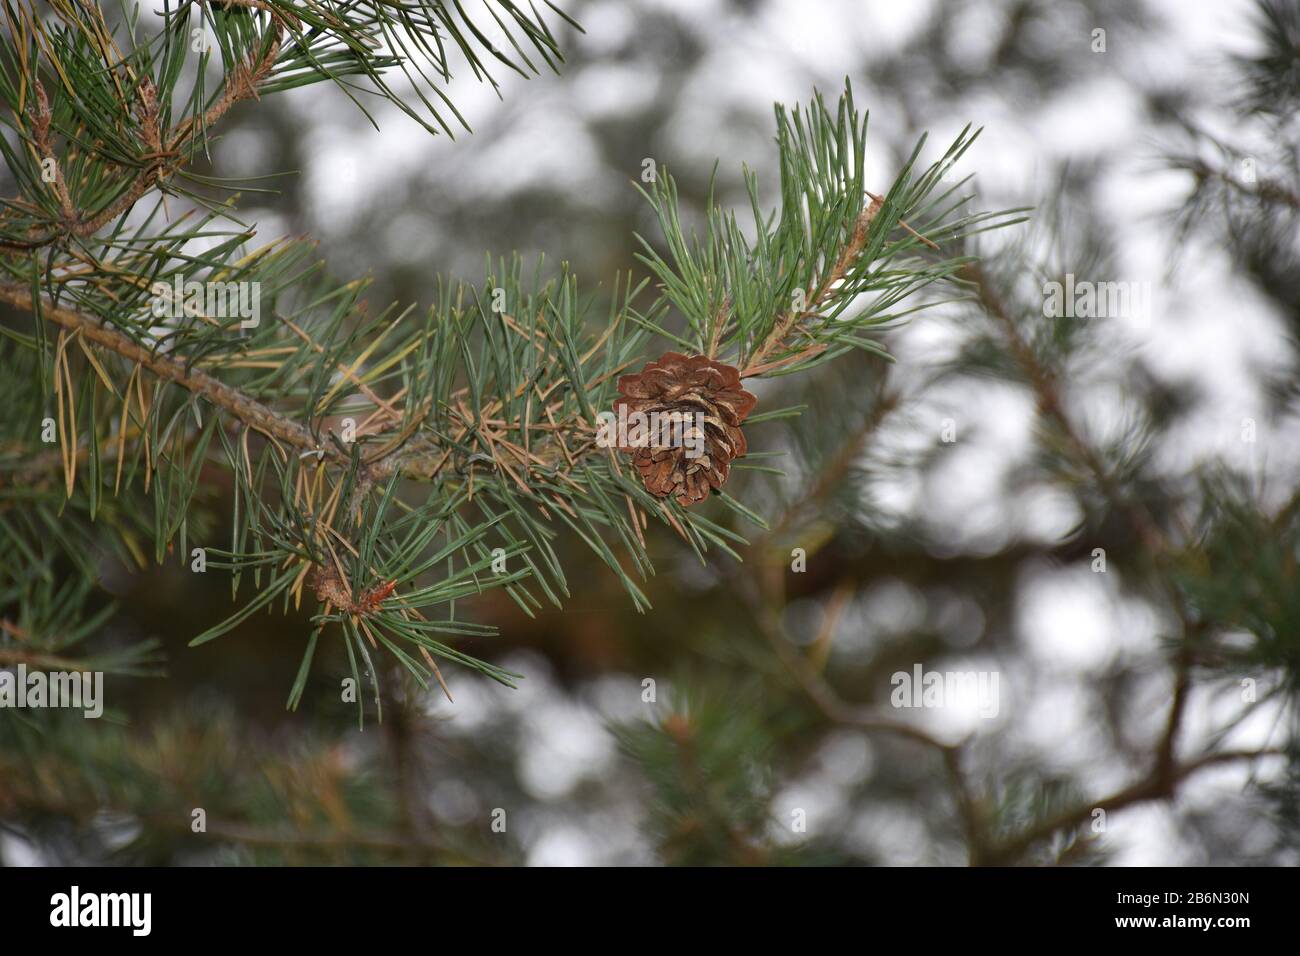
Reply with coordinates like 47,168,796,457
612,352,758,506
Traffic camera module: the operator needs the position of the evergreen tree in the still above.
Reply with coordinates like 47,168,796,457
0,0,1295,866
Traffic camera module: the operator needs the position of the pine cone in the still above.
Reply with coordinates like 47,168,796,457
612,352,758,506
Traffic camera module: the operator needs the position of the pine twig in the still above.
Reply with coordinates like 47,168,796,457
0,283,341,467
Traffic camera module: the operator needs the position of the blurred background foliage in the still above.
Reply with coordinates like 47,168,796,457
2,0,1299,865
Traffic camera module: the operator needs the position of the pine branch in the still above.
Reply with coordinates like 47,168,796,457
979,748,1286,866
0,281,340,463
0,0,1019,704
961,261,1170,555
740,196,883,377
